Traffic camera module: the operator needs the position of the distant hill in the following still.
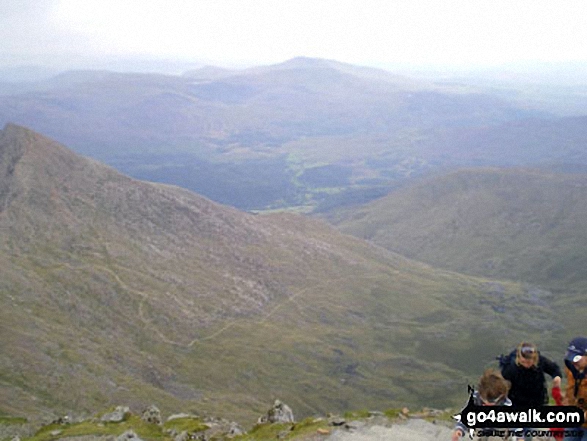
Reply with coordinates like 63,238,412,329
416,115,587,168
0,57,553,210
328,168,587,291
0,125,571,423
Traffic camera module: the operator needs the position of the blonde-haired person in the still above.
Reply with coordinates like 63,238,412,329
501,342,562,407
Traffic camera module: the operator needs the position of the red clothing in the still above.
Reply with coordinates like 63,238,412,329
551,386,564,441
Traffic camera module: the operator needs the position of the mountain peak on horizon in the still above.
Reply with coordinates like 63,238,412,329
277,56,340,67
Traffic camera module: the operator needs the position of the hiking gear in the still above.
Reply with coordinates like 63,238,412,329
565,361,586,403
500,349,562,407
551,386,564,441
521,345,536,358
497,352,515,369
566,337,587,363
564,358,587,430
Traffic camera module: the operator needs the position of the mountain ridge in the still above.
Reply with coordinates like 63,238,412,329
0,57,554,211
0,125,568,422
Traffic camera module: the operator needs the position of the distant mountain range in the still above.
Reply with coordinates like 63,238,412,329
0,125,570,422
5,57,585,211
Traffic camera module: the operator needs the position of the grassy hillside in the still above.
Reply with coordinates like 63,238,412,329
0,127,572,424
328,168,587,293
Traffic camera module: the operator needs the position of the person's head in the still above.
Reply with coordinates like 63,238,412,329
516,342,539,369
478,368,510,405
565,337,587,371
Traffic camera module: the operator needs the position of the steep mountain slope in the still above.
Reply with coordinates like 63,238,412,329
0,58,549,210
0,126,567,423
328,168,587,292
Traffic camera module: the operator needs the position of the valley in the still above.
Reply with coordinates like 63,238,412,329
4,58,586,212
1,57,586,427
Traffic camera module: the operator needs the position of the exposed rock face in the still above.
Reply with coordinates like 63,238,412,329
226,422,245,437
198,417,245,440
141,405,162,425
100,407,130,423
258,400,295,424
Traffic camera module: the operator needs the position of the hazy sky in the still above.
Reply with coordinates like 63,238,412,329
2,0,587,70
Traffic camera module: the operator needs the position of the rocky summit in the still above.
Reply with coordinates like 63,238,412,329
0,400,454,441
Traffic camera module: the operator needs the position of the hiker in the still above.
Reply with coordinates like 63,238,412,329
563,337,587,441
501,342,562,407
453,368,523,441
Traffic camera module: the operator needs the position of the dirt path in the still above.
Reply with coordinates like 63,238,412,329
325,419,453,441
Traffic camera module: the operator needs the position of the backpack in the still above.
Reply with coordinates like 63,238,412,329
496,350,516,372
498,349,550,406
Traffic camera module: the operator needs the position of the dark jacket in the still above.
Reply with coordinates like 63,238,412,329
501,351,562,407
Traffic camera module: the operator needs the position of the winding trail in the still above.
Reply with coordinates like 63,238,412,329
50,259,384,349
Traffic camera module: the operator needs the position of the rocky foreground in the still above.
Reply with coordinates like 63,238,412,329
0,401,454,441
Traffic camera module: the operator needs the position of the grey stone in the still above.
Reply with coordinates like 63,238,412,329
141,405,161,425
173,431,189,441
101,407,130,423
226,422,245,438
166,414,193,422
258,400,295,424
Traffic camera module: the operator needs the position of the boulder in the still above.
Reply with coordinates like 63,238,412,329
258,400,295,424
226,422,245,438
141,405,162,425
189,417,245,440
51,416,70,425
101,407,130,423
173,431,189,441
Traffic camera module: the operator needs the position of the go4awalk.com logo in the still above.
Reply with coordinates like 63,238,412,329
454,387,585,438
